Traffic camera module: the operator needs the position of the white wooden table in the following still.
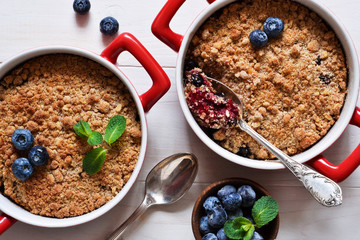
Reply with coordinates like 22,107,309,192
0,0,359,239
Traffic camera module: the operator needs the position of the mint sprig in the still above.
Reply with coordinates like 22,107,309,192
104,115,126,145
83,147,108,174
252,196,279,228
74,120,92,138
87,131,103,145
74,115,127,174
224,196,279,240
74,120,103,145
224,217,254,240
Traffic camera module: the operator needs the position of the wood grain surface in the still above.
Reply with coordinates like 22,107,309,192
0,0,359,239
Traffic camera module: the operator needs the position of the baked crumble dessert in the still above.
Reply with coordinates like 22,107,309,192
185,0,347,159
0,54,141,218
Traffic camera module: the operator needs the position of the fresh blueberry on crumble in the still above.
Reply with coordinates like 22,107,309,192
249,30,268,48
12,157,34,181
263,17,284,38
11,129,34,151
28,145,49,167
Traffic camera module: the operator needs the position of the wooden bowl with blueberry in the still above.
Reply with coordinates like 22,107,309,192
192,178,279,240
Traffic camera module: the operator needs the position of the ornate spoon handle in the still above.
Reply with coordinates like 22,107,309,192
238,120,342,207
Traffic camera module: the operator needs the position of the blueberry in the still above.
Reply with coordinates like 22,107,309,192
203,196,222,214
73,0,91,15
249,30,268,48
208,205,228,229
263,17,284,38
28,146,49,166
227,207,243,220
12,158,34,181
190,72,204,87
202,233,218,240
214,92,226,100
250,231,264,240
100,17,119,36
184,59,198,71
222,192,242,211
315,55,322,65
319,73,331,84
217,185,236,201
238,185,256,208
216,228,229,240
237,145,251,158
11,129,34,151
200,216,215,235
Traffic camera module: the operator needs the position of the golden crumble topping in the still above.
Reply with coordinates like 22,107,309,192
185,0,347,159
0,54,141,218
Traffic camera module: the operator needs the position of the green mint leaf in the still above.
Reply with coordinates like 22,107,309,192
104,115,126,145
252,196,279,228
241,223,251,232
243,225,255,240
74,120,92,138
224,217,253,240
87,131,103,145
83,147,108,174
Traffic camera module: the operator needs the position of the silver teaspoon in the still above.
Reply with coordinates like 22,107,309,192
106,153,198,240
207,77,342,207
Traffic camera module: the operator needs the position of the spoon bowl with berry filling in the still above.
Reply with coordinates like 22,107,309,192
186,70,342,207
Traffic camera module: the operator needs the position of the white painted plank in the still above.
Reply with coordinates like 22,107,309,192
0,0,360,239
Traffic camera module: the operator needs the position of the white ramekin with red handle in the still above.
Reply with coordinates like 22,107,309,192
152,0,360,181
0,32,170,234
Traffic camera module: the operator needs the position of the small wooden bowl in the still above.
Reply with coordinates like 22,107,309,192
192,178,279,240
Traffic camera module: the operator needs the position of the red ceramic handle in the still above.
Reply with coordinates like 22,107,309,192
151,0,215,52
101,32,170,112
307,106,360,182
0,213,16,235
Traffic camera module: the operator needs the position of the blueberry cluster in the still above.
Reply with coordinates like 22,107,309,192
249,17,284,48
11,129,49,181
200,184,262,240
73,0,119,36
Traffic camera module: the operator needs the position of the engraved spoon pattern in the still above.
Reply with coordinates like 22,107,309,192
207,76,342,207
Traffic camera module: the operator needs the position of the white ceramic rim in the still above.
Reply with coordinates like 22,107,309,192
0,46,148,227
176,0,359,170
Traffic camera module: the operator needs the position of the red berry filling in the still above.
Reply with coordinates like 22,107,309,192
184,69,239,129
